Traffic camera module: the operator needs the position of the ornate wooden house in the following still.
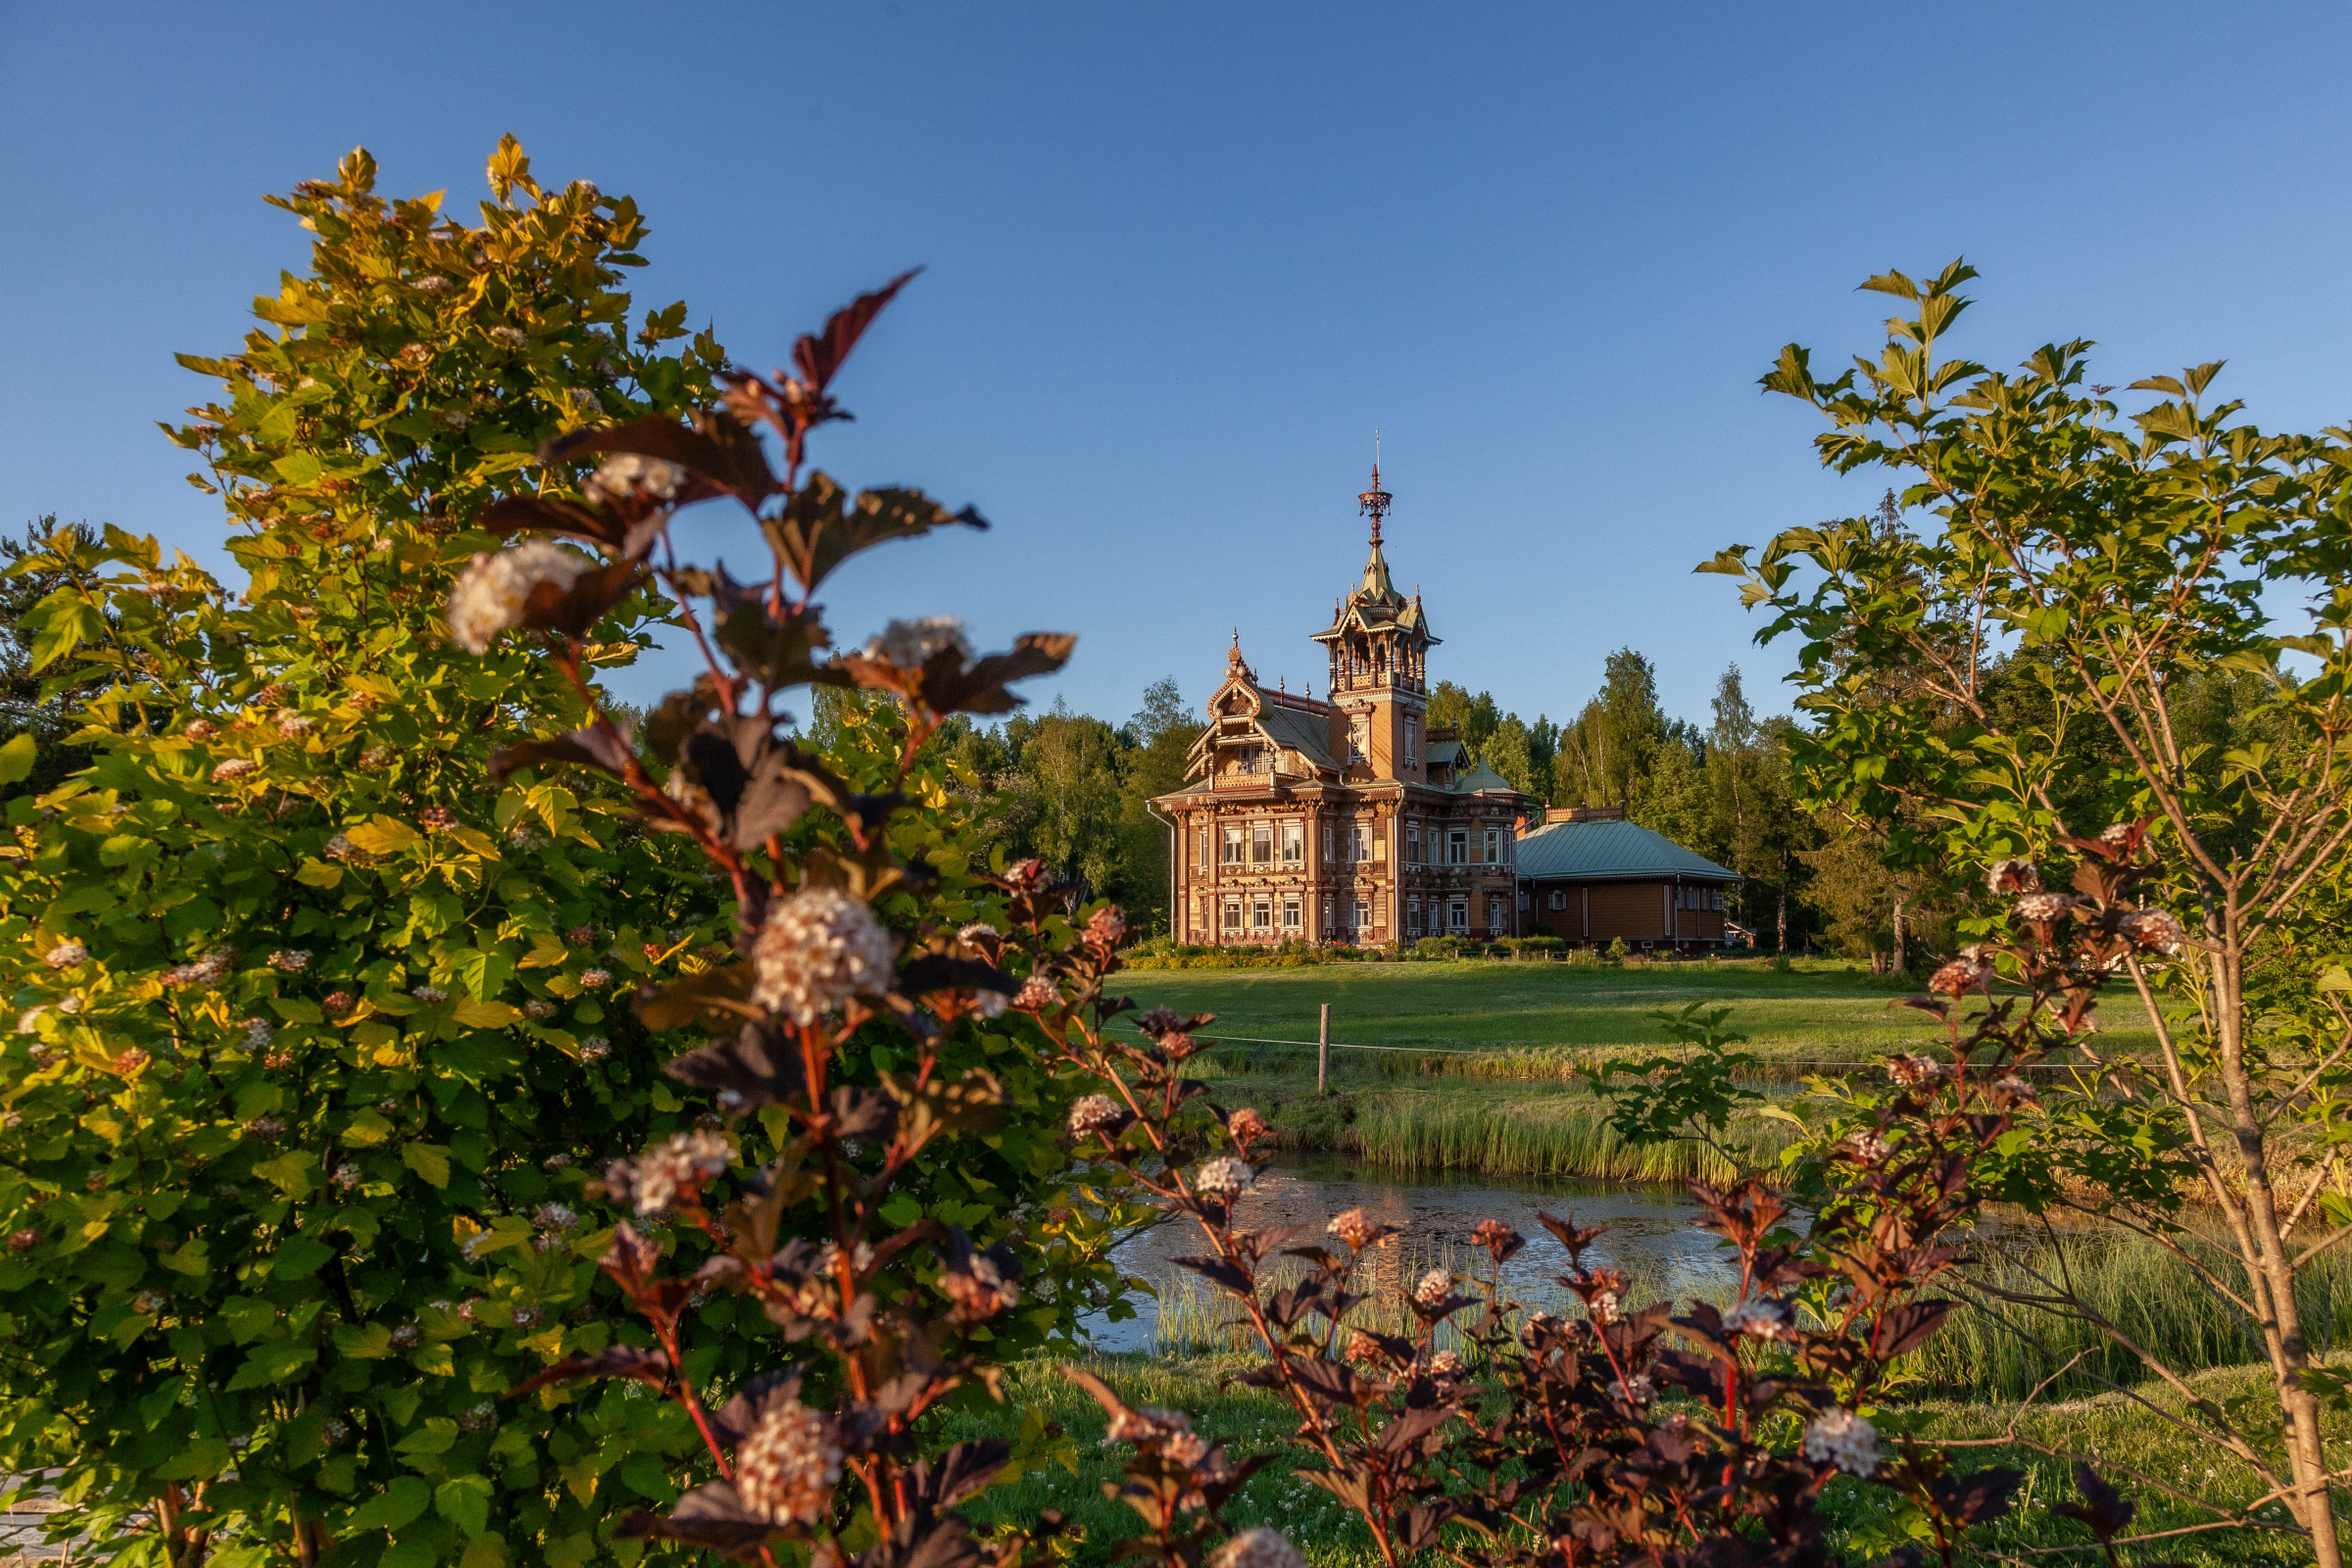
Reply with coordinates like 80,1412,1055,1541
1153,468,1530,947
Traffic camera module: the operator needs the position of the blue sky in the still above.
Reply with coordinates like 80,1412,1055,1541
6,3,2350,733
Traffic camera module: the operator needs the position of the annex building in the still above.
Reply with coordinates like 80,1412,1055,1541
1154,466,1740,952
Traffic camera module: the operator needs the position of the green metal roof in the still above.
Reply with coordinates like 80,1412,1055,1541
1515,818,1740,881
1455,760,1517,794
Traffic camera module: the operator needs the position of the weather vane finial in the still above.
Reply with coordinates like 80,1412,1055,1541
1357,430,1392,548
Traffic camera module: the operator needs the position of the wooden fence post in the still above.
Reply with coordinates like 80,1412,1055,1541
1318,1004,1331,1097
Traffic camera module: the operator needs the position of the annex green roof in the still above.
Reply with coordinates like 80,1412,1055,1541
1514,818,1740,882
1455,760,1517,794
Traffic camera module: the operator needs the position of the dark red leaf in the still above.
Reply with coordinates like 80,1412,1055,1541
795,269,921,394
489,722,634,782
504,1345,670,1399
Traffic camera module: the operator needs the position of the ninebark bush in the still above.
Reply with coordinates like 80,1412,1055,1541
0,147,1127,1568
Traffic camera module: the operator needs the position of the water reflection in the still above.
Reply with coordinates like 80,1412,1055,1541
1089,1154,1753,1353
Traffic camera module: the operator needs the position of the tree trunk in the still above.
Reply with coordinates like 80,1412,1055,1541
1891,897,1906,976
1776,850,1788,954
2215,946,2343,1565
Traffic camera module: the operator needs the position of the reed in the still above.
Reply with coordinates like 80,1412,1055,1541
1335,1092,1801,1184
1903,1228,2352,1400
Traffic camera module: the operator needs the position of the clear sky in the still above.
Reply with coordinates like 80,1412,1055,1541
5,3,2350,734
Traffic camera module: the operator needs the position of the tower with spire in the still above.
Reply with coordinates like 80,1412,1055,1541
1309,457,1437,784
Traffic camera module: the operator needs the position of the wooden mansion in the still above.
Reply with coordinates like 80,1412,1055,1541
1153,467,1740,952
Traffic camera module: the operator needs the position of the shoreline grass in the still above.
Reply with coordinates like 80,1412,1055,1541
944,1348,2334,1566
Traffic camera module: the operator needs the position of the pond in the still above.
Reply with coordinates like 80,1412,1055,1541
1086,1154,1759,1353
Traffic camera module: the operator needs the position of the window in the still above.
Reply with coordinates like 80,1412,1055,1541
1447,899,1467,931
1353,898,1370,930
1281,820,1303,862
1348,714,1369,762
1350,822,1371,861
1223,900,1241,932
1283,898,1301,930
1405,821,1421,862
1517,889,1529,910
1250,824,1273,864
1406,897,1422,934
1483,828,1500,863
1222,827,1243,864
1715,889,1726,910
1548,889,1568,910
1404,715,1417,762
1197,826,1209,869
1323,822,1334,861
1190,895,1202,930
1252,900,1271,930
1446,829,1468,865
1488,896,1504,930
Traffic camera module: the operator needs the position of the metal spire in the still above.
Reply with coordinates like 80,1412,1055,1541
1357,430,1392,549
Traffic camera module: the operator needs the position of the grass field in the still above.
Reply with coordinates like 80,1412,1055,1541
1116,955,2164,1066
1104,957,2165,1180
946,1349,2329,1567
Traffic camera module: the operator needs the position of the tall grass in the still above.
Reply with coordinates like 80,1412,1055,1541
1906,1229,2352,1399
1337,1094,1800,1183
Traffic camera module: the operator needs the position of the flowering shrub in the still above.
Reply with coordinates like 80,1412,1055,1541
0,148,1121,1568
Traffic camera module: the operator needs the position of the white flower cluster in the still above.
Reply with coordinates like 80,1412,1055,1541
750,887,895,1024
1801,1407,1881,1476
1609,1373,1654,1404
604,1129,733,1216
488,325,528,348
270,951,311,973
1588,1290,1621,1326
1067,1094,1124,1136
332,1162,362,1191
863,615,970,670
1193,1157,1254,1200
43,942,87,969
412,985,448,1003
15,1007,46,1036
444,542,588,656
1012,974,1058,1011
578,1036,612,1061
1209,1529,1305,1568
2014,892,2077,922
321,832,358,861
414,274,455,294
211,759,257,782
1327,1206,1376,1249
1412,1268,1451,1307
578,966,612,988
583,453,688,507
1843,1129,1890,1166
943,1251,1020,1318
1723,1296,1795,1341
240,1017,273,1050
735,1399,843,1525
1985,858,2040,896
2122,907,2184,955
1428,1349,1466,1378
163,952,230,988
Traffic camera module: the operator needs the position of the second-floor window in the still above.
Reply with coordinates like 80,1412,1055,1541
1197,826,1210,869
1222,827,1244,864
1483,827,1501,863
1446,829,1468,865
1322,822,1335,861
1250,825,1273,863
1405,820,1421,862
1350,822,1371,861
1281,820,1303,862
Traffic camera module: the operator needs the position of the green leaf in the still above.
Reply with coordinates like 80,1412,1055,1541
0,733,33,785
347,816,421,856
453,999,521,1029
225,1337,318,1390
270,1236,335,1279
396,1417,459,1457
401,1143,453,1189
155,1438,232,1481
333,1322,394,1359
343,1474,434,1533
437,1474,494,1540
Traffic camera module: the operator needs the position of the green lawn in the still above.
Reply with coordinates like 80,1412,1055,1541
947,1350,2324,1567
1116,956,2162,1066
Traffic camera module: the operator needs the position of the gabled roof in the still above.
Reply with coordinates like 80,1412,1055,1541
1514,818,1740,881
1424,739,1465,770
1256,702,1340,770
